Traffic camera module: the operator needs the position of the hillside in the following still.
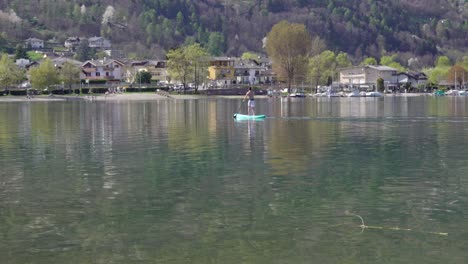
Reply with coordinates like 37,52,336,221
0,0,466,65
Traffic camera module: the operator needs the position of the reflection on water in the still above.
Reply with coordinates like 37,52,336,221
0,97,468,263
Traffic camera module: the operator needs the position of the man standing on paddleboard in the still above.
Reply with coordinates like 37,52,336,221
244,87,255,116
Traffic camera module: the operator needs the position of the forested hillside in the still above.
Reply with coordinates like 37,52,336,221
0,0,466,65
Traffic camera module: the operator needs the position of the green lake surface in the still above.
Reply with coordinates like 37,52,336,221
1,96,468,263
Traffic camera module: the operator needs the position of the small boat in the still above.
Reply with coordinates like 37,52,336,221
445,90,459,96
365,91,384,97
347,90,362,97
234,114,266,119
433,90,445,96
289,92,306,97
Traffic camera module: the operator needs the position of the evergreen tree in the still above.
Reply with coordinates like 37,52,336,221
377,77,384,92
75,40,92,61
14,44,28,60
206,32,225,56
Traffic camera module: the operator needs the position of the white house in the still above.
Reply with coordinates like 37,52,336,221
339,65,398,89
395,72,428,88
24,38,44,49
88,37,111,49
234,59,265,85
15,58,31,68
80,58,124,82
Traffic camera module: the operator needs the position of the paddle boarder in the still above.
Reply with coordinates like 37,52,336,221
244,87,255,116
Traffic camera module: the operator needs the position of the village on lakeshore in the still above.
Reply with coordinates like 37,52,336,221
1,31,467,99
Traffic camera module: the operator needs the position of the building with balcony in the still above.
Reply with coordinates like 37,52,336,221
207,57,236,86
234,59,265,85
80,58,124,82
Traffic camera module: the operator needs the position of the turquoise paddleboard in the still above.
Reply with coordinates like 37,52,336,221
234,114,266,119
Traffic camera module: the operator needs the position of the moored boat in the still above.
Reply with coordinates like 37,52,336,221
365,91,384,97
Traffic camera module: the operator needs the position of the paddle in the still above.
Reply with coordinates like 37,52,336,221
233,100,245,118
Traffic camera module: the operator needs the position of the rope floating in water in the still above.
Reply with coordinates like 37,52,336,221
344,210,448,236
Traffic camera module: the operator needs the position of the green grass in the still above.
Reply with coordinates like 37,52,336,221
27,51,44,61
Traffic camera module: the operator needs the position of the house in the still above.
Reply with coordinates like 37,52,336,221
51,57,82,69
395,72,427,88
24,38,44,49
125,60,168,84
339,65,399,90
64,37,84,49
16,58,31,68
234,59,265,85
88,37,111,49
207,57,236,87
80,58,124,82
259,69,277,84
146,60,168,83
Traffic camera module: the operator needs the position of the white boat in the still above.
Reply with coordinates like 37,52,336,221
290,92,306,97
347,90,362,97
327,93,341,97
445,90,460,96
313,92,327,97
365,91,384,97
445,90,468,96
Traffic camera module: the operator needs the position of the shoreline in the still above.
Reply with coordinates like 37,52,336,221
0,92,436,102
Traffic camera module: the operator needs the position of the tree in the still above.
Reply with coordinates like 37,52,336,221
135,71,152,85
167,43,208,93
310,36,326,56
377,77,384,92
266,20,312,93
423,56,452,84
424,66,450,84
309,50,336,92
361,57,377,65
60,62,80,92
447,65,467,88
241,52,259,60
0,53,24,90
206,32,225,56
176,11,185,35
29,59,60,90
336,52,352,68
435,56,451,68
460,56,468,70
14,44,28,60
380,55,405,71
75,39,93,61
308,51,350,92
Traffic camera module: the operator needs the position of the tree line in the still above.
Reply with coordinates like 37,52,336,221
0,0,466,65
1,21,467,93
265,21,468,92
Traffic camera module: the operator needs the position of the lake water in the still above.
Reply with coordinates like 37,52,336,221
1,96,468,263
